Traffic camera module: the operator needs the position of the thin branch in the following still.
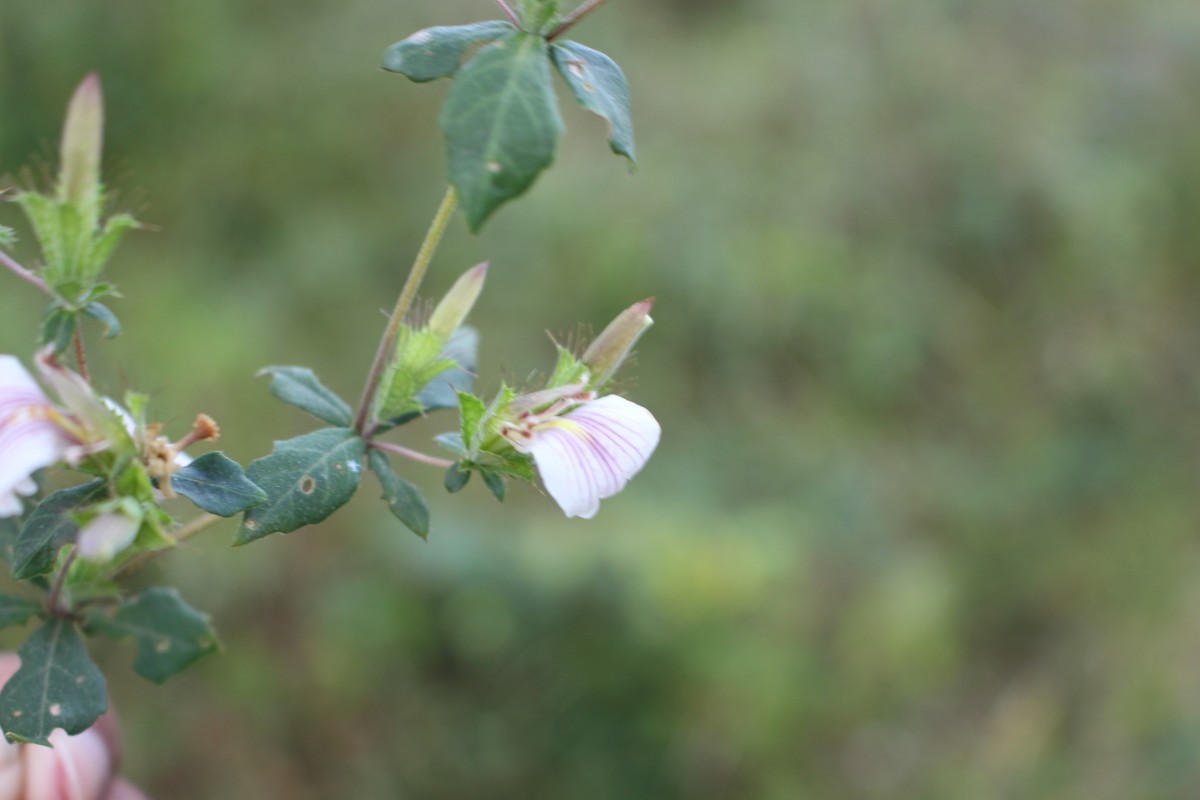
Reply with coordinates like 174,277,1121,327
371,440,455,469
114,512,222,578
547,0,608,41
0,249,52,296
353,186,458,435
493,0,523,27
73,329,90,381
47,547,78,616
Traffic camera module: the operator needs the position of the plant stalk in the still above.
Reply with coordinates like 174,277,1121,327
353,186,458,435
547,0,608,40
493,0,523,27
371,440,455,468
0,250,52,296
115,512,222,578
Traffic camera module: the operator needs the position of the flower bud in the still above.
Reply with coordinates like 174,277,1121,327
58,73,104,217
428,262,488,341
76,503,142,562
581,298,653,389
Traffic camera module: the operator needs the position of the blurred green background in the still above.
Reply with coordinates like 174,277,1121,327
4,0,1200,797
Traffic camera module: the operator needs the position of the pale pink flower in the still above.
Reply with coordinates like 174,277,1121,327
504,394,660,519
0,357,75,518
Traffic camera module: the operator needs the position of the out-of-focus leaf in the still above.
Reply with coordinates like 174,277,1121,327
258,366,353,427
444,463,471,493
0,595,42,629
383,21,517,82
13,481,106,581
0,619,106,746
551,41,636,164
84,588,219,684
236,429,366,545
39,304,77,356
440,31,563,231
171,452,267,517
367,450,430,540
82,301,120,338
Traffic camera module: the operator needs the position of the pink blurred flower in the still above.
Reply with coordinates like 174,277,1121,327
0,655,147,800
503,394,660,519
0,357,76,518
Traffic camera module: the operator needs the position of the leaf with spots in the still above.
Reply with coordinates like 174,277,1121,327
367,450,430,540
235,428,366,545
83,588,219,684
258,366,353,427
0,619,107,746
0,595,42,629
13,481,107,581
440,31,563,231
382,20,517,82
551,41,636,164
171,452,268,517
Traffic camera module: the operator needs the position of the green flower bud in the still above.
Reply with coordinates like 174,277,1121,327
428,262,488,341
58,73,104,222
582,298,653,390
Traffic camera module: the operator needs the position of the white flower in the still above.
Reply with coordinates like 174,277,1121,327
75,509,141,562
0,357,75,518
504,394,660,519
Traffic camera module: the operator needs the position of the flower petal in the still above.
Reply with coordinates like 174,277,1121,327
25,726,115,800
526,395,660,519
0,419,71,518
76,512,141,562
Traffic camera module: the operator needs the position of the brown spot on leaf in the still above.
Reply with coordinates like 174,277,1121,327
300,476,317,494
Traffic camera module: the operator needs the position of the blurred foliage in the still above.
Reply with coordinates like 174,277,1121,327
4,0,1200,797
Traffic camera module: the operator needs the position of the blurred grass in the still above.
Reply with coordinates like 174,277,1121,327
5,0,1200,797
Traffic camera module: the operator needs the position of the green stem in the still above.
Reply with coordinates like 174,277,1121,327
47,547,78,617
353,186,459,435
547,0,608,40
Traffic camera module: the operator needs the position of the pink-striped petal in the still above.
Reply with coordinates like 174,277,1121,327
522,395,660,519
0,357,73,518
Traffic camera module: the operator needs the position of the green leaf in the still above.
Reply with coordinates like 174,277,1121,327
0,619,107,746
440,31,564,231
171,453,267,517
0,517,19,565
39,304,77,356
547,345,588,388
0,595,42,629
482,470,507,502
376,327,456,421
445,463,471,493
457,391,489,453
0,224,15,249
87,213,138,277
82,301,121,338
13,481,107,581
83,588,219,684
367,451,430,540
236,428,366,545
258,366,353,427
551,41,636,164
379,327,480,431
383,21,517,82
416,326,479,413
